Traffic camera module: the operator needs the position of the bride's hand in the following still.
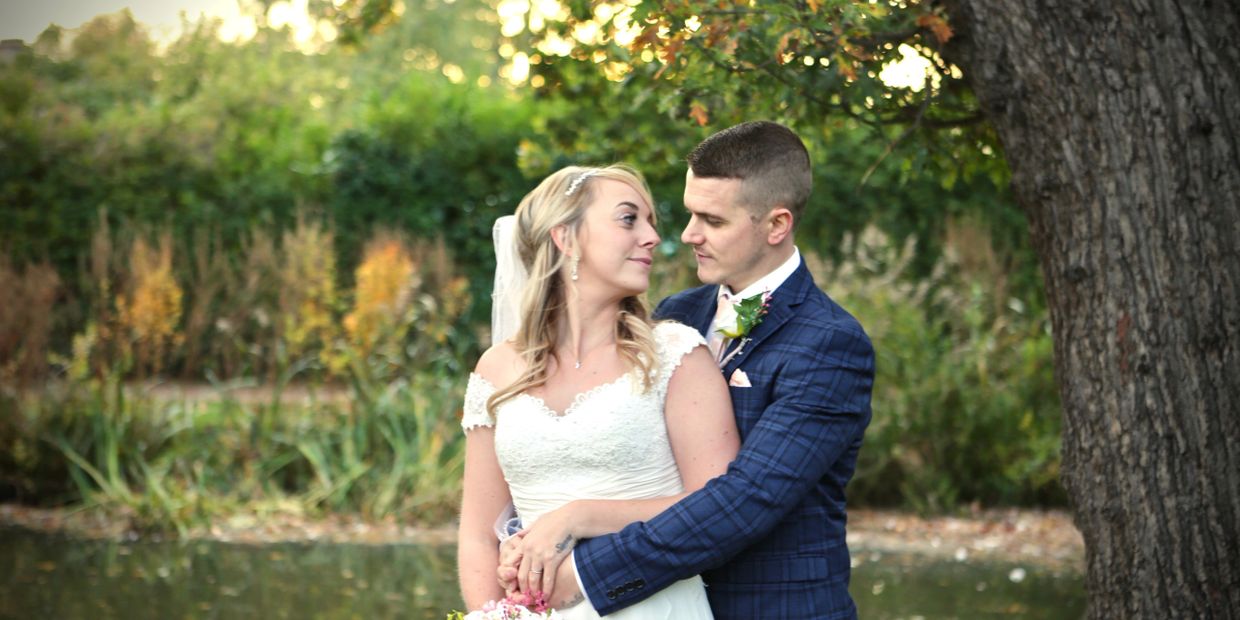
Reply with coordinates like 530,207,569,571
517,502,582,597
497,531,525,594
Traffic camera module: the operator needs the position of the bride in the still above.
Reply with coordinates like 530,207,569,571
457,165,739,618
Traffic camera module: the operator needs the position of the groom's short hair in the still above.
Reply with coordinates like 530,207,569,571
687,120,812,225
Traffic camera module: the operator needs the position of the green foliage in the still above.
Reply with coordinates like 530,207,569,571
0,225,1064,528
0,3,1068,519
511,60,1035,302
323,74,533,298
521,0,993,173
499,0,1041,300
1,364,466,533
817,225,1064,510
0,9,534,351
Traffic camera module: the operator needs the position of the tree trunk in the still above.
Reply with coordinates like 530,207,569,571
943,0,1240,617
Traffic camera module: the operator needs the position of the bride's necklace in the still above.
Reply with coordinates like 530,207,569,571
566,340,612,370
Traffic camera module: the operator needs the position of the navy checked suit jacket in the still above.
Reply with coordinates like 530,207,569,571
573,260,874,619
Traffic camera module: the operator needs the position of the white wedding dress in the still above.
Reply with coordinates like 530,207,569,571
461,321,714,619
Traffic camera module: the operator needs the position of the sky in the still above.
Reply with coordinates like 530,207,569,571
0,0,296,44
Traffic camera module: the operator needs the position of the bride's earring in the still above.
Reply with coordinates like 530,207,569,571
570,255,579,281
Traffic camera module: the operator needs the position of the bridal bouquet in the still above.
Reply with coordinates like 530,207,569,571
447,592,562,620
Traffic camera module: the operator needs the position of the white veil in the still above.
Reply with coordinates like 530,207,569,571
490,215,526,346
490,215,527,537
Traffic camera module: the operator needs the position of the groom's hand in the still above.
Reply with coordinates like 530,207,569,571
497,532,525,593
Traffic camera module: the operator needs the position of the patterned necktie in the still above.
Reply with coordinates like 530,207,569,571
707,290,733,363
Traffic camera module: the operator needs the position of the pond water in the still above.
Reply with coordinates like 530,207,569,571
0,526,1084,619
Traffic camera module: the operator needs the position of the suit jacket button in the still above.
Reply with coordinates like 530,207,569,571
606,589,617,599
636,580,645,589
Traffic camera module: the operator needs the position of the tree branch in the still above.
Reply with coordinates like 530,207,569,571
858,74,933,188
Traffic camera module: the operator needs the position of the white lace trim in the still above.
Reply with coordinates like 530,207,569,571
460,321,704,432
527,375,634,418
461,373,496,431
653,321,706,390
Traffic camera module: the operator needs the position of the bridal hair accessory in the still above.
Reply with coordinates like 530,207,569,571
570,255,579,281
491,215,528,346
565,170,599,196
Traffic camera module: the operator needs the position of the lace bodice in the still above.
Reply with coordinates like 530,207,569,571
461,321,705,526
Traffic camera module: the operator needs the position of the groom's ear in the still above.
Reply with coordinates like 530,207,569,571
765,207,794,245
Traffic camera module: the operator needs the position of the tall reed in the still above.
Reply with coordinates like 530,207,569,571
213,227,280,379
278,214,338,372
0,256,60,386
179,228,231,379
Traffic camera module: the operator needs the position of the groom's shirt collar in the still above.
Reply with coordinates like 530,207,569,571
720,247,802,302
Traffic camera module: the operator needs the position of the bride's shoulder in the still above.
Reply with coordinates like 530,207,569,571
653,321,707,358
654,320,706,342
474,341,524,387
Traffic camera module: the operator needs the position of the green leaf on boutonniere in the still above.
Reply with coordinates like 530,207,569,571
717,291,772,339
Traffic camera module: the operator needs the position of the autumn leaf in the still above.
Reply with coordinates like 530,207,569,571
629,24,663,54
716,33,739,56
689,102,710,126
917,13,954,44
705,19,733,48
776,30,800,63
836,54,857,81
658,34,686,66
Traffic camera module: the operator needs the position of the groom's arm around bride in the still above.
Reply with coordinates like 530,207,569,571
574,261,873,619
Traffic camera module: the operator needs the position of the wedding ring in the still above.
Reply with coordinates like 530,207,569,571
530,569,544,574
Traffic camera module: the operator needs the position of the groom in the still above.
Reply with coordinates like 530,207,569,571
508,121,875,618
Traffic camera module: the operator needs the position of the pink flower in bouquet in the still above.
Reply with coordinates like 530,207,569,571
447,592,560,619
504,591,550,613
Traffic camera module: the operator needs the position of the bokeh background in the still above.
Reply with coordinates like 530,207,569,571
0,0,1061,531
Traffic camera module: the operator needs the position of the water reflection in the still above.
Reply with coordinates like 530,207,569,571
850,550,1085,619
1,526,1083,618
0,526,460,619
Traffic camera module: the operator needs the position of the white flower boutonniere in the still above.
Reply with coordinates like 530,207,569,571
715,291,771,340
716,291,772,366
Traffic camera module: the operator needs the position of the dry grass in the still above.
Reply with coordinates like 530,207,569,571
0,256,61,386
180,229,232,378
279,214,338,363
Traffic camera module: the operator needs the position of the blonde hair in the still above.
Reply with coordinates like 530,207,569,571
486,164,660,416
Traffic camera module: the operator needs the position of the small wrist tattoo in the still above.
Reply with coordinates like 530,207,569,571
554,534,574,554
558,593,586,608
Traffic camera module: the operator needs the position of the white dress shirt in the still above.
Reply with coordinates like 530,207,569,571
706,247,802,342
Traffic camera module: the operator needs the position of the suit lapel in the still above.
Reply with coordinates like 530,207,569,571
720,262,815,374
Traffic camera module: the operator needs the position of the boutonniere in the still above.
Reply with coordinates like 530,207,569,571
716,291,771,340
716,291,771,367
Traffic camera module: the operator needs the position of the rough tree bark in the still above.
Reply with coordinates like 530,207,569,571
942,0,1239,616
